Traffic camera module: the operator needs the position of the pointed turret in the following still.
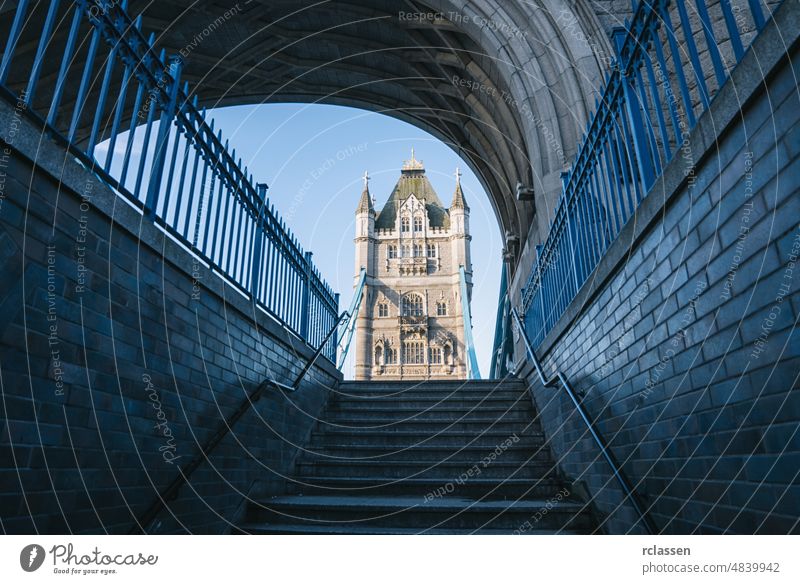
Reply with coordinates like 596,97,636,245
450,167,469,211
356,171,375,215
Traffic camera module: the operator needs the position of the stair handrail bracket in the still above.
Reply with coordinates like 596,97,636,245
510,307,656,535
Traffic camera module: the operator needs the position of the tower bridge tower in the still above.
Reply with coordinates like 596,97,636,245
353,151,473,380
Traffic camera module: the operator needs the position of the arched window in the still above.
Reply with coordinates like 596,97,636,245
401,217,410,232
387,245,397,259
402,293,424,316
402,245,410,258
404,341,425,364
385,347,396,364
427,244,437,258
436,301,448,316
378,303,388,317
413,244,423,257
413,216,423,232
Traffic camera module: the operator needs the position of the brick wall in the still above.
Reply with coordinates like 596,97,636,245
0,104,341,534
516,3,799,534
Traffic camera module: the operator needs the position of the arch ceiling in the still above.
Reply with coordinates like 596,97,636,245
8,0,616,270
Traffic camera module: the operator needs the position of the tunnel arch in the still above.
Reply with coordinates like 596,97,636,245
5,0,614,272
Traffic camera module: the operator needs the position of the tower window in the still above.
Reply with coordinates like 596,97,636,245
402,293,424,316
404,341,425,364
436,302,448,316
414,244,423,257
402,245,410,258
413,216,423,232
385,347,396,364
427,244,436,258
378,303,388,317
429,347,442,364
401,217,410,232
387,245,397,259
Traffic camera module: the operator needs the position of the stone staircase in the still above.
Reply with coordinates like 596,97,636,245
239,379,596,534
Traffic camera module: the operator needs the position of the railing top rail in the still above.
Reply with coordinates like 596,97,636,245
510,307,656,535
86,0,336,306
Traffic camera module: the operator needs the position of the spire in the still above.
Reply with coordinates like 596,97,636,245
401,147,424,172
356,170,375,214
450,166,469,210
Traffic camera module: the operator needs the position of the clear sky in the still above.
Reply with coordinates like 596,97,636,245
189,103,502,377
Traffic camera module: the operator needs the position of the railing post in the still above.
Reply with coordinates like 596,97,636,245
612,27,657,193
299,251,313,341
145,55,183,216
250,183,269,301
330,292,340,361
561,172,581,294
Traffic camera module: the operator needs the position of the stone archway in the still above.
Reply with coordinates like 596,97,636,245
4,0,615,273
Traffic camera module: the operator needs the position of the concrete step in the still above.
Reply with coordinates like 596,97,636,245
330,393,532,407
323,409,533,423
285,476,565,499
333,388,529,400
337,380,527,392
246,495,593,532
328,399,535,418
296,444,552,463
308,429,547,448
294,459,556,479
238,523,584,535
312,418,537,433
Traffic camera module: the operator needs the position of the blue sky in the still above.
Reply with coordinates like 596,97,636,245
180,103,502,376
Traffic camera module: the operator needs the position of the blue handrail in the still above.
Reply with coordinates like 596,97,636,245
459,266,481,380
0,0,340,360
517,0,773,350
336,268,366,370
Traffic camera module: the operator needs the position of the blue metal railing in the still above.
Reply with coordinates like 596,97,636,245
489,263,512,379
459,266,481,380
336,268,366,370
517,0,773,350
0,0,339,361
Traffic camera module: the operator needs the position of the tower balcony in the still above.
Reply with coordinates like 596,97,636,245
398,257,428,276
399,315,428,334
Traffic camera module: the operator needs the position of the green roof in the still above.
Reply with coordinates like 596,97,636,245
374,169,450,229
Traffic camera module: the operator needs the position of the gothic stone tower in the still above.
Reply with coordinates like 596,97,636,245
353,151,473,380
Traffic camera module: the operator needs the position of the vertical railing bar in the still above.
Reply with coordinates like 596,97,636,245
87,42,117,157
718,0,745,62
0,0,31,85
67,25,101,142
119,79,145,187
160,124,182,220
132,88,158,202
24,0,60,105
693,0,727,86
673,0,711,109
643,49,672,162
104,62,131,172
634,65,663,177
182,131,202,238
145,56,182,216
747,0,766,31
661,3,697,127
192,153,209,247
651,27,684,149
47,2,84,127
